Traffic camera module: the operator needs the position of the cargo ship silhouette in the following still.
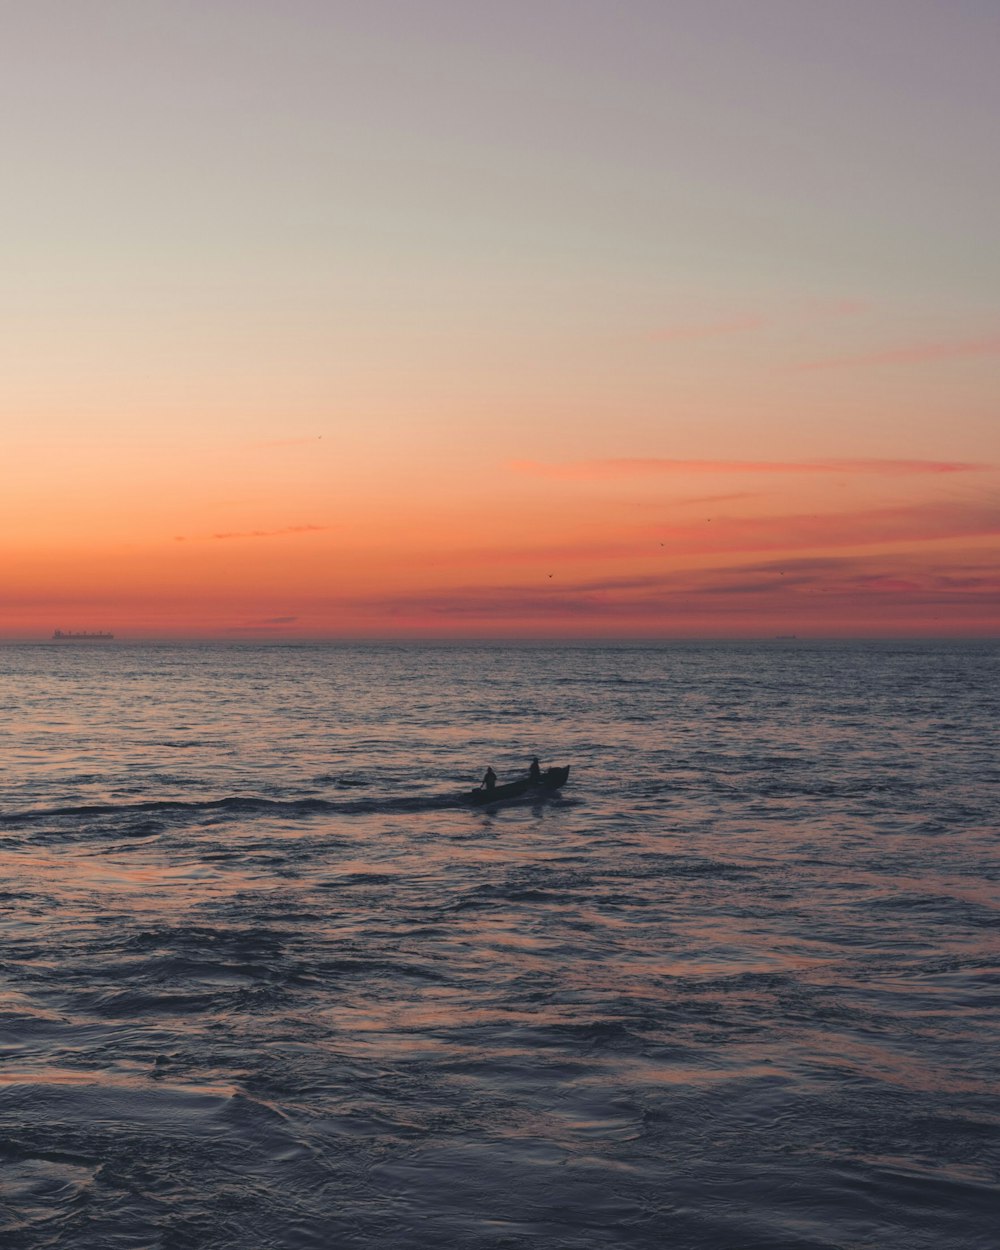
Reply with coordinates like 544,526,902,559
51,630,115,641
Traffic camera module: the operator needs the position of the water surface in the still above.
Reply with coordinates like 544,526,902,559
1,641,997,1248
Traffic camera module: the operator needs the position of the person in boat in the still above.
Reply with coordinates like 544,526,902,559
482,766,497,792
528,757,541,784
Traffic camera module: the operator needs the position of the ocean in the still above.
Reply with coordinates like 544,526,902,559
1,640,997,1249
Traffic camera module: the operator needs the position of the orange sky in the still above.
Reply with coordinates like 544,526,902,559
5,440,997,638
3,4,999,639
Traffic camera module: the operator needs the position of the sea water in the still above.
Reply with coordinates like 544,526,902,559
1,641,997,1249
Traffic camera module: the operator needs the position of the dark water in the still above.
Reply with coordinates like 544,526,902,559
1,641,997,1249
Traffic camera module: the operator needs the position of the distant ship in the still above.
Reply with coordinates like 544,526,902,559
51,630,115,641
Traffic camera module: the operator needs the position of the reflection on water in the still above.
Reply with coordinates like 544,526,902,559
1,641,998,1248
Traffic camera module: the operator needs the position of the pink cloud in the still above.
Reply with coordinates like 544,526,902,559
354,562,1000,626
210,525,326,540
510,457,988,480
174,525,327,542
655,501,1000,556
652,315,765,342
796,334,1000,371
231,616,300,631
649,299,867,346
426,500,1000,569
249,436,326,448
801,298,869,319
678,492,755,506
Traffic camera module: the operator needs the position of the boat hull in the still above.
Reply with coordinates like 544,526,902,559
464,765,570,806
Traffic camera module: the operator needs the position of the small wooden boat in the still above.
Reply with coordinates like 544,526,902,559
463,765,570,806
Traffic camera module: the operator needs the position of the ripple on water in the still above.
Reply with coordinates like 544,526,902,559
0,641,997,1248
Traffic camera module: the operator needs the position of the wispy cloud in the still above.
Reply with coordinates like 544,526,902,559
652,315,764,342
174,525,327,542
677,492,755,506
801,298,869,319
796,334,1000,371
249,436,326,448
690,553,1000,602
427,500,1000,568
230,616,301,631
511,457,988,480
664,500,1000,555
209,525,326,541
358,548,1000,626
650,298,866,345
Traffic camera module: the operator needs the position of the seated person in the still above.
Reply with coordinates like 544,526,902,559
528,757,541,784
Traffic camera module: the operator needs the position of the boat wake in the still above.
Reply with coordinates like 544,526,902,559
3,786,572,830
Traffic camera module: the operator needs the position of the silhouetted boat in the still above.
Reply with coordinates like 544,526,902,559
51,630,115,641
463,765,570,806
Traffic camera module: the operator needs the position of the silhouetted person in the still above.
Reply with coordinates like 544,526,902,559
483,766,497,792
529,757,541,784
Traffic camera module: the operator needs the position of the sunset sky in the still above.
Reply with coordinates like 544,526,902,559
3,0,998,639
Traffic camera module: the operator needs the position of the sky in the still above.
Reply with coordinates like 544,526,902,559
2,0,998,639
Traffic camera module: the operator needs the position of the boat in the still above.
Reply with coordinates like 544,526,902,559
463,765,570,806
52,630,115,641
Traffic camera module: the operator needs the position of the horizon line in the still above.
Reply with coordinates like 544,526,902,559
3,633,997,646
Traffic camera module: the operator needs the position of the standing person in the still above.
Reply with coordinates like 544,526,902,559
482,766,497,792
528,757,541,784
